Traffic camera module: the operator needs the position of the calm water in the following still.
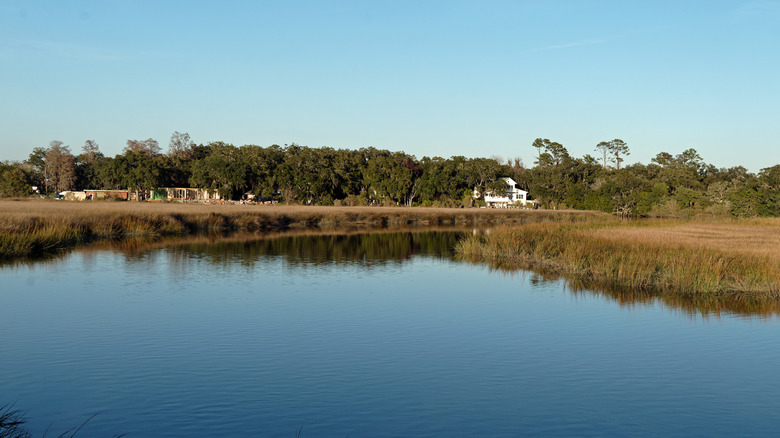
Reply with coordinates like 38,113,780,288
1,231,780,437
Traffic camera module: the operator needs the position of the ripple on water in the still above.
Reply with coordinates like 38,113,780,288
1,234,780,437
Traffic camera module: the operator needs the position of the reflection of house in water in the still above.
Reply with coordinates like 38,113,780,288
152,188,222,201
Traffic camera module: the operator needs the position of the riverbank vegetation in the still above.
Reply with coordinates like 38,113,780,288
0,201,600,261
456,217,780,301
2,134,778,217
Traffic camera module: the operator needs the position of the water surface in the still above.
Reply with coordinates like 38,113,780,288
1,231,779,437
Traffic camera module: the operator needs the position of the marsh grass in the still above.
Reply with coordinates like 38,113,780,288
0,405,27,438
456,217,780,301
0,405,124,438
0,200,602,261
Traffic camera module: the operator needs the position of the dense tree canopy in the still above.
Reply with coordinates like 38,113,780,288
1,133,777,217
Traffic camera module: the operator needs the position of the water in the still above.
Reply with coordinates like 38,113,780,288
1,231,779,437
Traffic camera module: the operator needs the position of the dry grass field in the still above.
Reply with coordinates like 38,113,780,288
590,218,780,262
457,217,780,301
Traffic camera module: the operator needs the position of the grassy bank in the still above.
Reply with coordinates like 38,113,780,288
0,200,602,261
456,217,780,301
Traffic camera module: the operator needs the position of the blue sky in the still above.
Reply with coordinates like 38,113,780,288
1,0,778,171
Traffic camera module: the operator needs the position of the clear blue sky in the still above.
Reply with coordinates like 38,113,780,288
1,0,778,172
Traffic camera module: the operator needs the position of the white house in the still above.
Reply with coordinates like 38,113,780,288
482,177,530,208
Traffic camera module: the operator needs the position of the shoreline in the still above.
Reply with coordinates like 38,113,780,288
0,200,602,261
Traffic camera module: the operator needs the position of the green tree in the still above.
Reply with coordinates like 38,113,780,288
651,149,706,194
595,141,611,169
729,183,762,217
330,148,365,200
241,144,285,198
275,144,338,204
636,182,670,215
416,156,455,205
528,139,575,208
189,142,247,200
758,164,780,216
532,138,566,167
114,151,164,199
76,140,105,189
0,163,32,197
759,164,780,190
595,139,629,170
361,148,419,206
25,147,48,189
609,139,629,171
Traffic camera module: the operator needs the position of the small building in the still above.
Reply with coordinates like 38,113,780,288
84,189,130,200
155,188,222,201
60,191,87,201
483,177,530,208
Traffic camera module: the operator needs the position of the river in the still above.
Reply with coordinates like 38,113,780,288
1,230,779,437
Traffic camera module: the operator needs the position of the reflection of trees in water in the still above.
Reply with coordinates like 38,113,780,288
13,227,778,318
462,257,780,318
165,231,464,268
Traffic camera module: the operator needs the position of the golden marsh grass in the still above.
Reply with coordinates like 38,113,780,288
456,217,780,300
589,218,780,261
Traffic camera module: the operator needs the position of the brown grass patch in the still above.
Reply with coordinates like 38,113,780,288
590,218,780,261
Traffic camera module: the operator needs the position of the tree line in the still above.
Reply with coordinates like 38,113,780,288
524,138,779,217
0,132,778,217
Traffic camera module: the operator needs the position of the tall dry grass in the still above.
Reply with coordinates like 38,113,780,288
0,199,603,260
456,217,780,300
590,218,780,260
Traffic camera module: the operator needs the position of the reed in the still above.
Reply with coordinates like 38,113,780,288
0,405,28,438
456,217,780,299
0,404,123,438
0,200,603,261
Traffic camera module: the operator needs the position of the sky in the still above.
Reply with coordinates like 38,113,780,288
1,0,778,172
